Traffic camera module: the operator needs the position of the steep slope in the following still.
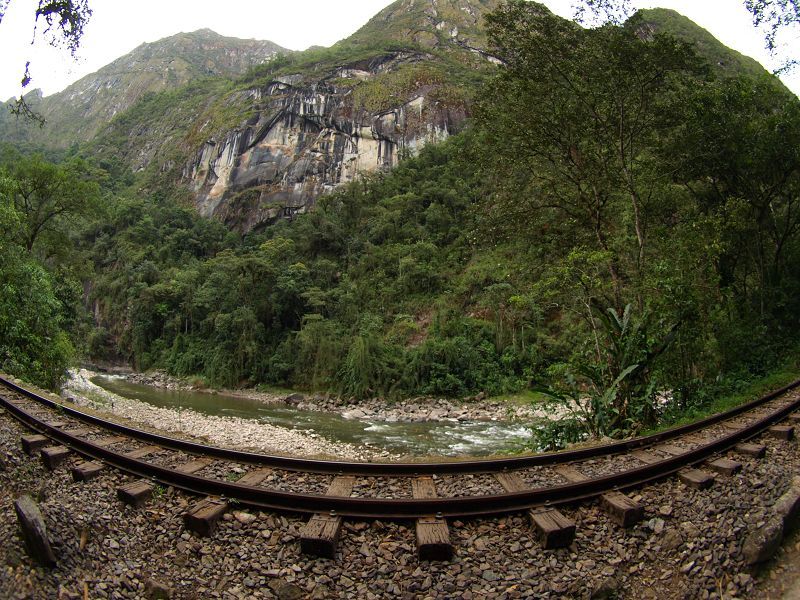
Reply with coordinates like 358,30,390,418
345,0,502,55
94,0,504,231
632,8,769,80
0,1,788,235
0,29,286,146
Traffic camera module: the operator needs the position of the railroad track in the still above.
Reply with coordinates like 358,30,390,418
2,374,800,560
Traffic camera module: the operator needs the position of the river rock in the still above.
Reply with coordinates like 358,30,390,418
341,409,367,420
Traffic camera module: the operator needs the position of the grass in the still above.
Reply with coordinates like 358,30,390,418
490,388,551,406
646,356,800,435
253,383,298,396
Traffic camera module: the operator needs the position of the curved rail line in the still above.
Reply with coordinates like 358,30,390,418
1,375,798,518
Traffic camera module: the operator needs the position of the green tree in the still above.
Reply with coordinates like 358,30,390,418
1,153,101,253
478,1,703,311
0,202,73,388
660,77,800,313
575,0,799,69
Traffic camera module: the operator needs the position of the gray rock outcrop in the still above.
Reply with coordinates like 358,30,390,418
184,52,466,231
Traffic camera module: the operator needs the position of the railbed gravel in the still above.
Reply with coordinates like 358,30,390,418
432,473,505,497
263,469,333,495
518,466,570,488
351,476,412,499
2,403,800,598
662,439,695,451
570,454,645,478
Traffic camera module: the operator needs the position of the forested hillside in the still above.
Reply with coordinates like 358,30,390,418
1,0,798,446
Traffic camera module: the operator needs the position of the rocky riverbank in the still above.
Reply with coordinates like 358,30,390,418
121,368,561,423
63,369,392,461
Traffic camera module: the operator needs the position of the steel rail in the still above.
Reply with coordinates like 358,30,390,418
1,375,798,476
1,376,799,518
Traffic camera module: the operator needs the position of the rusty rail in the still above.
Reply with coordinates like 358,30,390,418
1,375,798,518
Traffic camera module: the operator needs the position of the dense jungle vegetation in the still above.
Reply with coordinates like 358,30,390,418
2,1,799,446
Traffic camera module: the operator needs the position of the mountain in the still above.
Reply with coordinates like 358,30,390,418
0,0,788,233
345,0,501,56
178,0,504,230
0,29,286,146
632,8,770,80
88,0,503,231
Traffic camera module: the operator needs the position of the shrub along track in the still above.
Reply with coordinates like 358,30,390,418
2,373,800,561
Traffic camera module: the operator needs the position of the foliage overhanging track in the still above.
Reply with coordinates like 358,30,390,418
1,374,799,518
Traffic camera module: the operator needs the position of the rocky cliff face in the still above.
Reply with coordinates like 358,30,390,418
1,0,503,232
179,0,503,231
0,0,779,235
185,53,467,230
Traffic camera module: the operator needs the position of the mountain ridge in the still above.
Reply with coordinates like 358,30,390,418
85,0,503,231
0,28,287,145
0,0,790,233
633,8,771,81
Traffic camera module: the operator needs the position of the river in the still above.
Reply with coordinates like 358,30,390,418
91,375,535,457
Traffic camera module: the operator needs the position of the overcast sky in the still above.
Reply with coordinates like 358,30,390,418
0,0,797,100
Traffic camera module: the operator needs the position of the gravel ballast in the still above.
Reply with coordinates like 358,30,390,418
2,402,800,598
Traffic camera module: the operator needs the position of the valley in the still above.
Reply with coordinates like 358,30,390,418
1,0,800,597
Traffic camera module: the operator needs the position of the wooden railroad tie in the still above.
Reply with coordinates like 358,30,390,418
554,465,644,528
494,472,576,548
412,476,453,561
631,449,661,465
181,468,272,537
175,457,214,475
14,494,56,567
678,469,715,490
44,421,67,429
684,434,713,445
787,414,800,425
300,476,355,559
21,434,49,455
235,467,273,487
184,498,229,536
706,458,742,476
40,446,71,469
123,445,161,459
768,425,795,440
633,449,715,490
735,443,766,458
117,480,154,508
63,427,91,437
722,421,746,431
71,461,106,482
656,444,686,457
183,459,272,536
